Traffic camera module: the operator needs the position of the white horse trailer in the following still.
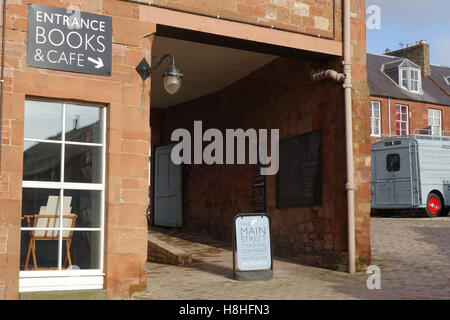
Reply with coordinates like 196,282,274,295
371,134,450,217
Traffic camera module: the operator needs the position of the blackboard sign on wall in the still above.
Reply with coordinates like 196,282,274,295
276,129,322,208
253,164,266,213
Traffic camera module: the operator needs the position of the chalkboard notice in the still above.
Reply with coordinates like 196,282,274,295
253,164,266,213
276,129,322,208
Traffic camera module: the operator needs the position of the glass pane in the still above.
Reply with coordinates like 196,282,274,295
22,188,61,222
63,190,102,228
20,231,59,270
372,102,379,116
371,119,377,133
62,231,101,270
402,79,408,88
402,69,408,78
396,108,401,121
428,109,433,117
64,145,102,183
24,100,62,140
432,126,441,136
65,104,102,144
387,154,400,172
23,142,61,182
401,107,407,117
435,110,441,118
434,117,440,125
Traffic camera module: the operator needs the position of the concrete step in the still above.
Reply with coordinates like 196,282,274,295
147,233,192,265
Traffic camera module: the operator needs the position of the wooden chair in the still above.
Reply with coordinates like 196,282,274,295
23,196,77,270
24,214,77,270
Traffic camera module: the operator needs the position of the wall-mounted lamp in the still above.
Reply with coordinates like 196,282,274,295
136,54,184,94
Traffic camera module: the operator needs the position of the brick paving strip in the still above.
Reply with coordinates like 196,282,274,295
132,218,450,300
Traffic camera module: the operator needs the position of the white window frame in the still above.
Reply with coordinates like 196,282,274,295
370,101,381,137
19,99,107,292
428,108,442,136
399,67,422,93
444,76,450,86
396,104,409,136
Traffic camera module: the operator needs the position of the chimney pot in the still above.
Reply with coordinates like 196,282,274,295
420,40,427,44
385,48,391,54
407,43,412,48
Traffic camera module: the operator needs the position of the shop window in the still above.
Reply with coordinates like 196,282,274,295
20,99,105,290
386,154,400,172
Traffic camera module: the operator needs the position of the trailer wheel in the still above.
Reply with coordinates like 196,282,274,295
425,193,443,217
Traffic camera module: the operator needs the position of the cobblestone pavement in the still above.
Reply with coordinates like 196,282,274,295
133,217,450,300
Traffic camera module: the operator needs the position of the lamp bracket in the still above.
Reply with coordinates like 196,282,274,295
136,54,175,81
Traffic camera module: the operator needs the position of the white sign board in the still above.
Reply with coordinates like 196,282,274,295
235,215,271,271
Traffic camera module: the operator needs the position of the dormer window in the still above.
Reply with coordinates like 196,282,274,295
382,58,423,94
399,67,421,93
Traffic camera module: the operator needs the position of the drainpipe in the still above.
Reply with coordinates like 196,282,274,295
311,0,355,273
0,0,6,166
343,0,356,274
388,98,391,136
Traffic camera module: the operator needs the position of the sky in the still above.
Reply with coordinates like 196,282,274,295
366,0,450,66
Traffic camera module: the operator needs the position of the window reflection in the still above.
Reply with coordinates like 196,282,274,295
24,100,62,141
65,104,102,144
64,190,101,228
69,231,101,270
23,142,61,181
64,145,102,183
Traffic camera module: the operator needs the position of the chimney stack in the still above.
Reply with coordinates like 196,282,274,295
385,40,431,77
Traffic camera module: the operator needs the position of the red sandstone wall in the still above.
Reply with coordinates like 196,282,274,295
132,0,341,40
0,0,152,299
350,0,372,267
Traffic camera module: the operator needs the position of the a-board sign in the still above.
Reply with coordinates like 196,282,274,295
27,4,112,76
233,213,273,281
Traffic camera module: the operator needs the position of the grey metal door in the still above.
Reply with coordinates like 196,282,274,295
154,145,182,227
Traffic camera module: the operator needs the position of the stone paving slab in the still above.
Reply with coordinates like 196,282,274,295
133,218,450,300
